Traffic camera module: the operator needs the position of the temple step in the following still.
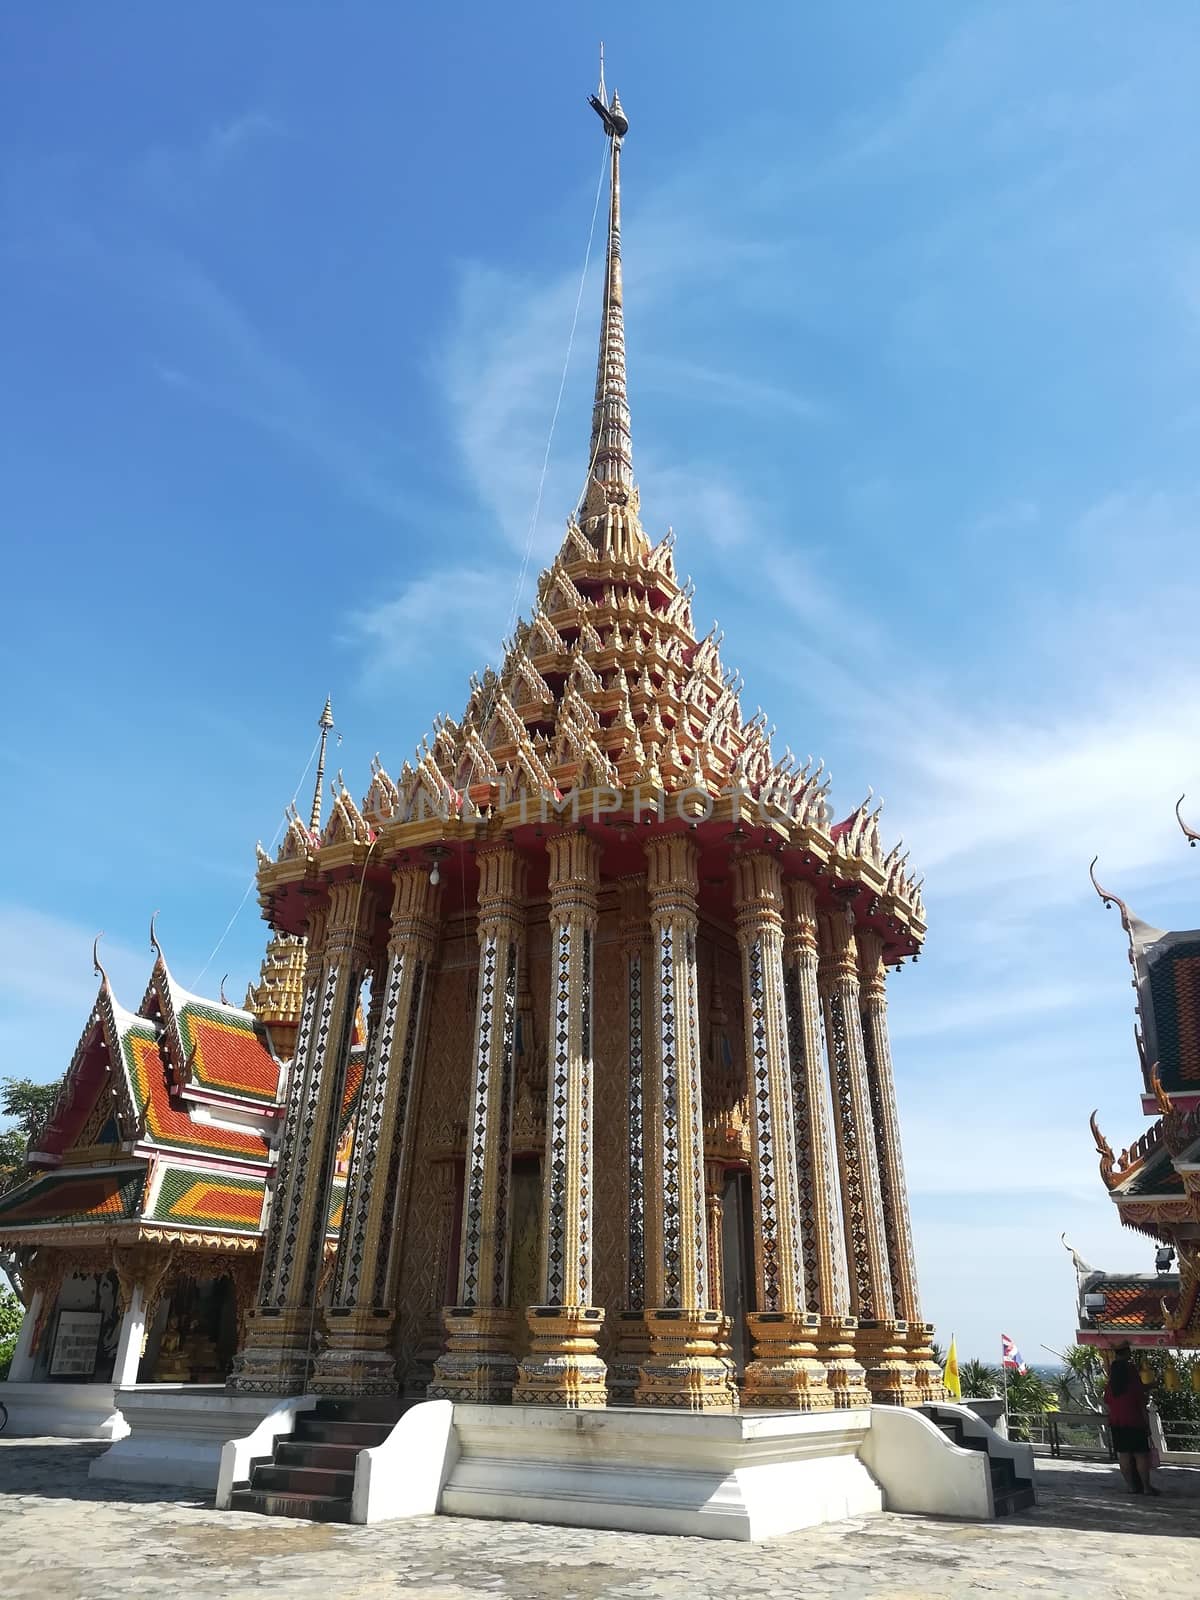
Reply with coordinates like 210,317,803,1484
225,1396,414,1522
292,1418,396,1448
275,1439,361,1472
228,1488,352,1522
312,1396,407,1425
251,1463,356,1498
920,1405,1035,1519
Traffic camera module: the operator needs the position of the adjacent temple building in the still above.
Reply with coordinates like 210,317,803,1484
4,81,942,1424
1077,815,1200,1352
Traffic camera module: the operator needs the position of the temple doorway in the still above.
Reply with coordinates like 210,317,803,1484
507,1157,542,1359
719,1168,756,1382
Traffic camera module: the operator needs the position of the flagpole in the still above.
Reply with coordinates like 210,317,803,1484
1001,1335,1010,1428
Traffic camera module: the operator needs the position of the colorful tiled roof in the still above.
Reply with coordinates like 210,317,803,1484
149,1163,266,1234
1147,938,1200,1090
0,1165,145,1229
116,1008,270,1164
1080,1272,1179,1332
148,962,281,1103
1117,1144,1186,1198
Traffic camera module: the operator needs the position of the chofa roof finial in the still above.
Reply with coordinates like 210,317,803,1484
149,909,164,964
1088,856,1134,933
1176,794,1199,847
92,932,111,991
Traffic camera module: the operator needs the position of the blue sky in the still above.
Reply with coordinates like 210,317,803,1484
3,3,1199,1363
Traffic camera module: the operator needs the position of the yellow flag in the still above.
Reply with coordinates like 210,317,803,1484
943,1334,961,1398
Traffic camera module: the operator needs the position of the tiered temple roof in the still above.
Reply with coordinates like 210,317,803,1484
0,930,361,1250
1085,806,1200,1345
254,83,925,969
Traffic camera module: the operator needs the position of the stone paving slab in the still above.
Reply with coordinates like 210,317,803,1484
3,1438,1199,1600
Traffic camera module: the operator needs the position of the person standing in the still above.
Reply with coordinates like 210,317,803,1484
1104,1343,1158,1496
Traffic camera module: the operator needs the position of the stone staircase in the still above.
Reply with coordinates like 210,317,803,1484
228,1397,408,1521
921,1405,1035,1516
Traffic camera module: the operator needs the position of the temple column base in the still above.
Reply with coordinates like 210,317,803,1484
310,1307,398,1397
635,1309,739,1412
428,1307,518,1403
813,1314,871,1410
741,1312,834,1411
856,1318,922,1406
403,1311,446,1398
226,1307,315,1396
512,1306,607,1407
907,1321,949,1404
607,1311,649,1405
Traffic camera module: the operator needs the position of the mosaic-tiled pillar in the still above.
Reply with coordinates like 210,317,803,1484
231,883,377,1393
312,866,441,1395
430,843,527,1402
858,929,943,1404
783,881,868,1409
609,874,652,1405
636,835,737,1411
514,830,606,1405
733,854,832,1410
817,903,913,1404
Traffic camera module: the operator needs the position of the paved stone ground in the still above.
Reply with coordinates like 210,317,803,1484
3,1439,1199,1600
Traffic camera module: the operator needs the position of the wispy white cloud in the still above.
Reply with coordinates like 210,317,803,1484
342,565,511,686
143,259,429,522
135,109,284,204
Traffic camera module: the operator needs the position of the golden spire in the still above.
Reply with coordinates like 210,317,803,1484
310,696,335,833
584,52,635,527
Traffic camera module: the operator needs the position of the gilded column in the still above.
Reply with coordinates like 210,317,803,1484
636,835,737,1410
312,866,441,1395
231,882,377,1393
609,874,652,1404
430,843,527,1402
734,854,831,1409
858,929,943,1402
514,830,606,1405
817,902,914,1403
783,881,868,1408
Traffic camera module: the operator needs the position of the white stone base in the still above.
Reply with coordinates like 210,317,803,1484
89,1385,286,1491
442,1404,882,1541
0,1382,128,1441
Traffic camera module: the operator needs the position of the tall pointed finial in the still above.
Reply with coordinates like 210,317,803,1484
310,696,335,833
584,56,634,532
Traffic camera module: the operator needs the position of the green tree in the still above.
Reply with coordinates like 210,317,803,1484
1003,1368,1055,1440
0,1076,60,1191
960,1358,1001,1399
1056,1345,1105,1411
0,1075,61,1301
1135,1348,1200,1446
0,1283,24,1379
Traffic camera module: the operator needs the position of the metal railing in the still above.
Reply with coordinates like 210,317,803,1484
1007,1411,1113,1459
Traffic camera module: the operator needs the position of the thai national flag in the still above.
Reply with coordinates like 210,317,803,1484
1001,1333,1028,1374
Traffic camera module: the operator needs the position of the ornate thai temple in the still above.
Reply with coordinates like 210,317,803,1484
214,78,943,1419
1083,809,1200,1349
3,82,969,1531
0,923,361,1415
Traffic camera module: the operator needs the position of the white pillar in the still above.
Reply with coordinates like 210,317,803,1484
112,1283,147,1390
5,1288,43,1382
